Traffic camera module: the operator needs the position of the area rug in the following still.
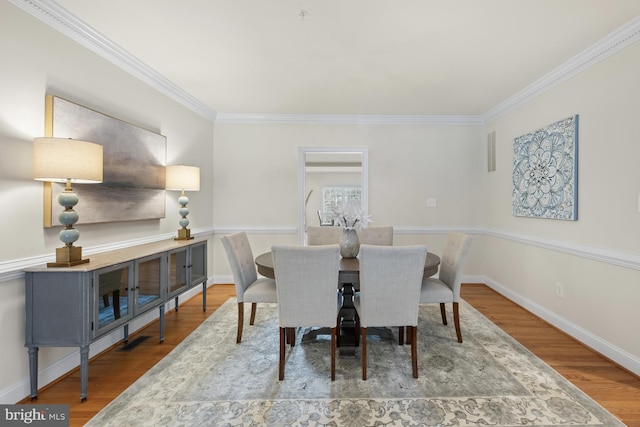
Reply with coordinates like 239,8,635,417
86,299,623,426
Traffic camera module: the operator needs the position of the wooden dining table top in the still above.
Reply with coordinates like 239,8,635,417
255,250,441,282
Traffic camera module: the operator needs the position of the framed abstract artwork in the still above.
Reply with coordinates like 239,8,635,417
43,95,167,227
512,115,578,220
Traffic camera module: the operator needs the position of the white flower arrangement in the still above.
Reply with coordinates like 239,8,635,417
330,202,371,230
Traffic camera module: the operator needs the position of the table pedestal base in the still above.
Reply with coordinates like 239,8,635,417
338,284,358,357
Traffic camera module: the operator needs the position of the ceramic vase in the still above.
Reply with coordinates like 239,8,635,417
339,227,360,258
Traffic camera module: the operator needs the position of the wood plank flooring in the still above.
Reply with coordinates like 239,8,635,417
19,283,640,426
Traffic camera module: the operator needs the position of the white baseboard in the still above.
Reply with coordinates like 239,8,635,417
3,272,638,404
479,275,640,377
0,281,212,404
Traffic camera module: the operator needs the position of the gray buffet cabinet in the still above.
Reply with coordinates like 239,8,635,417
24,237,208,402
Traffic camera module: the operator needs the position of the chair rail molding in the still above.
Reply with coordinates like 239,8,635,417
484,228,640,271
0,227,214,284
2,226,638,282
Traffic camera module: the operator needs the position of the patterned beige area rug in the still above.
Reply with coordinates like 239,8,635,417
86,299,623,426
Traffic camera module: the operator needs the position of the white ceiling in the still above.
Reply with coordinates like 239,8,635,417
32,1,640,117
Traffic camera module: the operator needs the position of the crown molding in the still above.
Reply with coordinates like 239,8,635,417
214,113,485,125
484,15,640,122
10,0,217,122
11,1,640,126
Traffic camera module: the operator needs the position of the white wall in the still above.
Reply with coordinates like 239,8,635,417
0,3,214,402
483,40,640,370
212,121,486,279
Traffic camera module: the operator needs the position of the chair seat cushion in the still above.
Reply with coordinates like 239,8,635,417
243,278,277,303
420,278,454,303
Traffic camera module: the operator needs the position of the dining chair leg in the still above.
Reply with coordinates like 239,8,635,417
336,314,341,347
249,302,257,325
440,303,448,325
453,302,462,343
361,327,367,380
354,312,360,347
279,327,286,380
398,326,405,345
236,302,244,343
411,325,418,378
287,328,296,347
331,326,337,381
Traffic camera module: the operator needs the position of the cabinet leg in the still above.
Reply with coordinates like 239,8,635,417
202,282,207,311
80,345,89,402
28,346,39,400
159,304,165,343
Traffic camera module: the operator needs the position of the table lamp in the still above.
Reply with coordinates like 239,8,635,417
166,165,200,240
33,137,103,267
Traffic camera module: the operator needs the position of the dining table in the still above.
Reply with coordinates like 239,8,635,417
255,250,441,356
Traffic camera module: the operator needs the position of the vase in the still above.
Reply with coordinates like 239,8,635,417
339,227,360,258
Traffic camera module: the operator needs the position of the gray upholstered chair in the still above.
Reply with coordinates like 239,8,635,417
306,226,342,245
357,226,393,245
222,232,277,344
419,231,472,343
271,244,342,381
354,244,428,380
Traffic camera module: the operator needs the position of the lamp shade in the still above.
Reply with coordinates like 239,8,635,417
166,165,200,191
33,137,103,183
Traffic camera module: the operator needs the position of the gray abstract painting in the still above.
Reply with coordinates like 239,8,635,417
44,95,166,226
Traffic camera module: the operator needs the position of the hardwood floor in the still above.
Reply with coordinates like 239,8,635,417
20,283,640,426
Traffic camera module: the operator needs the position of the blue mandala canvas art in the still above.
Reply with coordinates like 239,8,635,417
513,115,578,220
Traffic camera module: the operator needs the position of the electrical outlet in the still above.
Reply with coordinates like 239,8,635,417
555,282,565,298
427,198,437,208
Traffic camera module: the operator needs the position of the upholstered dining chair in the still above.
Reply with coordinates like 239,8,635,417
354,244,428,380
306,226,342,245
419,231,472,343
271,244,342,381
357,226,393,245
222,232,277,344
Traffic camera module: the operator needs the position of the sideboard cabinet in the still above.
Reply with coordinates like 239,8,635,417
24,238,208,402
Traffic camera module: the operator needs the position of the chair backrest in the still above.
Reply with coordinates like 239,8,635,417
438,232,473,297
221,232,258,301
307,226,343,245
357,226,393,245
271,245,341,328
358,244,428,327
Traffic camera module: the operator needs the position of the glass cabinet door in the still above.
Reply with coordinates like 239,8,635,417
95,264,132,336
168,248,188,297
135,254,164,313
189,241,207,287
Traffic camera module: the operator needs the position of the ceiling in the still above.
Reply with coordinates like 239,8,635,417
39,1,640,117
